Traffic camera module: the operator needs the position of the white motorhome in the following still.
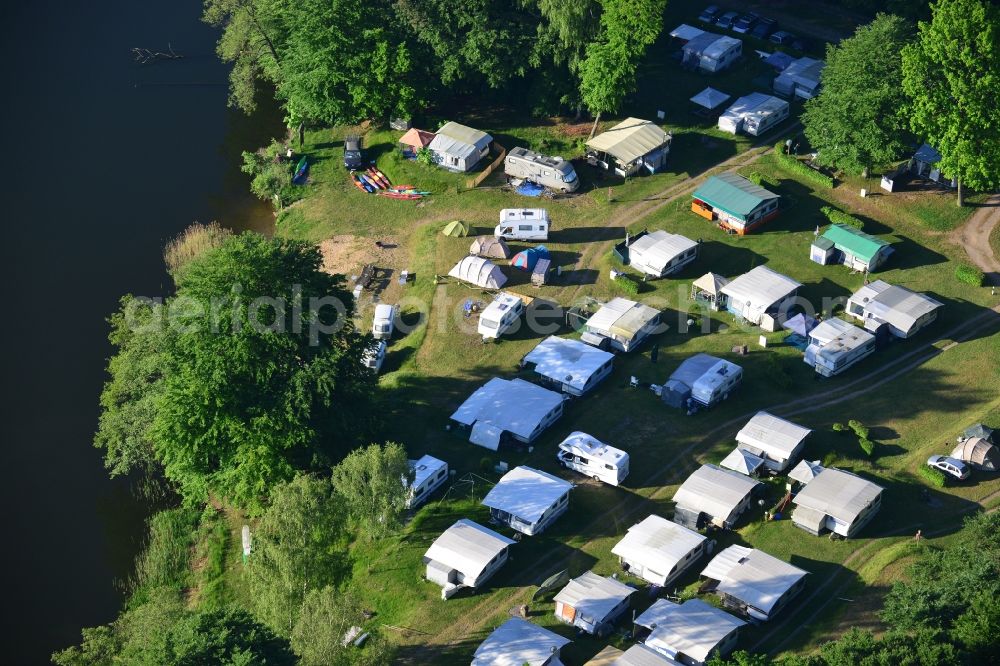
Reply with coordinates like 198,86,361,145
406,455,449,509
372,303,397,340
556,432,629,486
495,209,550,241
478,292,526,340
504,147,580,193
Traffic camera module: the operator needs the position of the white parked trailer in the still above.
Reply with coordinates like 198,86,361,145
628,230,699,278
481,466,573,536
803,318,876,377
556,431,629,485
504,146,580,192
405,455,449,509
495,208,550,241
423,519,515,599
612,515,706,587
581,297,662,352
478,291,526,340
718,93,790,136
522,336,615,396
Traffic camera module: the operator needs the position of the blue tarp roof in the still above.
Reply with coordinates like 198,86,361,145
765,52,794,71
913,143,941,165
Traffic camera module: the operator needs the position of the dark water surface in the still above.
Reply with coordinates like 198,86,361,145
2,1,281,661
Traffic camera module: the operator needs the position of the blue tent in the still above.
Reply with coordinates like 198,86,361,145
510,245,551,272
765,51,794,72
782,313,819,337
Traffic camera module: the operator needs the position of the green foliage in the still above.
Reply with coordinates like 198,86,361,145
94,296,167,478
580,0,666,116
241,139,301,206
774,142,836,188
919,463,948,488
193,506,230,611
817,627,961,666
291,587,393,665
416,146,434,166
902,0,1000,203
615,273,641,296
832,422,846,432
859,437,875,457
802,15,913,176
278,0,418,125
951,591,1000,659
847,419,869,439
52,625,120,666
164,222,234,280
130,508,200,603
882,512,1000,631
707,650,773,666
246,474,348,635
955,263,985,286
820,206,864,230
746,171,764,186
146,607,295,665
331,442,411,538
147,232,377,512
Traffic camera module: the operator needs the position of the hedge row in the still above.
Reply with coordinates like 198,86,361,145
773,141,835,188
955,263,985,287
919,464,947,488
821,205,864,230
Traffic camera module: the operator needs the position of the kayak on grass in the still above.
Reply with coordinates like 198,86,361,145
293,156,309,184
352,173,374,193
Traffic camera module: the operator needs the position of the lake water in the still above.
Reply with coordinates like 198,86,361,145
2,1,281,661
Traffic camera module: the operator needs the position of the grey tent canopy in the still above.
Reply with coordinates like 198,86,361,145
690,87,732,111
963,423,995,443
469,235,511,259
448,256,507,289
951,438,999,471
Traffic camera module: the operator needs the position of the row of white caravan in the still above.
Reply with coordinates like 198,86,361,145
468,536,809,665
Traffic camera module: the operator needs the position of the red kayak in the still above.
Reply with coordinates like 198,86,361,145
378,191,422,200
371,167,392,187
367,168,390,189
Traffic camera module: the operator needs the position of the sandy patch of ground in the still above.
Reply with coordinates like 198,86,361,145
319,234,404,277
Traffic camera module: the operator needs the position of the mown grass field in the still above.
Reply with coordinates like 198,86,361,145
216,2,1000,660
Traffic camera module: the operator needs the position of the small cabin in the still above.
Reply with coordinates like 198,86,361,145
691,173,781,235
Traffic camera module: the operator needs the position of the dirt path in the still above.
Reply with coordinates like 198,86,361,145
950,193,1000,285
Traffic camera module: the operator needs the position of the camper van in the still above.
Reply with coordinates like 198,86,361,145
557,432,630,486
478,292,526,340
504,147,580,193
495,209,550,241
372,303,397,340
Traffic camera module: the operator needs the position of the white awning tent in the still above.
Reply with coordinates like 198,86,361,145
586,118,670,166
471,618,570,666
635,598,745,664
735,411,811,470
690,87,732,111
611,515,706,583
720,447,765,476
692,272,730,296
670,23,706,41
423,519,515,582
701,545,808,619
481,466,573,526
788,459,824,485
448,255,508,289
522,336,614,394
673,464,761,524
450,377,564,450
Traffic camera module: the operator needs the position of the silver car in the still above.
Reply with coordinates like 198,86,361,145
927,455,970,480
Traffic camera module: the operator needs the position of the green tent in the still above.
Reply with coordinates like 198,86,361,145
442,220,469,237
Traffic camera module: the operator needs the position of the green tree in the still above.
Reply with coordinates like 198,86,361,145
94,296,167,478
149,232,377,511
203,0,288,113
802,14,913,177
246,474,348,634
580,0,666,135
901,0,1000,205
818,627,960,665
331,441,412,538
952,591,1000,660
52,626,120,666
150,607,295,665
534,0,600,115
291,587,393,665
277,0,418,125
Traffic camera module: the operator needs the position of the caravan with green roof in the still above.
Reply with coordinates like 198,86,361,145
691,173,781,234
810,224,893,272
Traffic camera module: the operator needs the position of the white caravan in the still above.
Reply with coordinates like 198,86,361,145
557,431,630,486
478,292,526,340
372,303,397,340
406,455,449,509
504,147,580,193
495,209,550,241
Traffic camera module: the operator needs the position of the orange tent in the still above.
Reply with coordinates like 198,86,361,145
399,128,435,150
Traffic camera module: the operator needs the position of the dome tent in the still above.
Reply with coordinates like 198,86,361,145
470,236,511,259
510,245,551,272
448,256,507,289
442,220,469,237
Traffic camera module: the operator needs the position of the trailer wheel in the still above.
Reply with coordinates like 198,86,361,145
593,474,601,482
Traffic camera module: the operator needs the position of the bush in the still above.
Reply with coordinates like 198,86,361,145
832,422,846,432
416,147,434,166
241,139,301,207
955,263,985,287
859,437,875,457
616,274,641,296
919,464,947,488
747,171,764,186
774,141,835,188
821,205,864,230
848,419,869,440
164,222,233,278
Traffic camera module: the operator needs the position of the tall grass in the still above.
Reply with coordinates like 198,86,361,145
128,507,199,606
163,222,232,277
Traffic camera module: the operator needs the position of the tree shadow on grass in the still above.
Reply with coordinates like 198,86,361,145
885,234,949,271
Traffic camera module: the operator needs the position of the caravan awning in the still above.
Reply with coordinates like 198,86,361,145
690,87,731,110
670,23,706,41
586,118,669,165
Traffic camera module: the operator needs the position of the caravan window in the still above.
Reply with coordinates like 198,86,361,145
518,224,534,231
604,463,615,470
